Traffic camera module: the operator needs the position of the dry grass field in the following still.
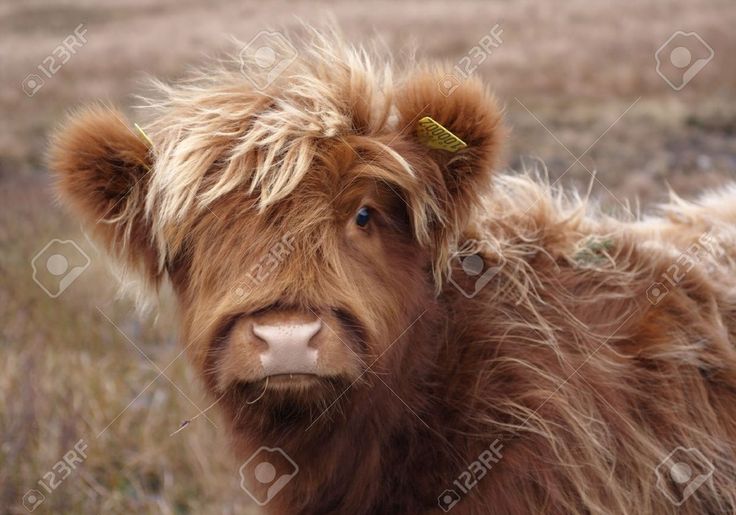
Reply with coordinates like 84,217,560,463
1,0,735,513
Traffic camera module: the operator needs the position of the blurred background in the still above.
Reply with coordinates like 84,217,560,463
1,0,735,513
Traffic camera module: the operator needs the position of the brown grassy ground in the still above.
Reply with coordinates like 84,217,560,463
1,0,735,513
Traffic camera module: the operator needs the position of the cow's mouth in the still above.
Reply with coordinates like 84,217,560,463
237,373,326,394
266,373,319,385
219,374,354,431
228,372,349,398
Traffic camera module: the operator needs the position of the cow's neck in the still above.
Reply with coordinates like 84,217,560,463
260,307,453,514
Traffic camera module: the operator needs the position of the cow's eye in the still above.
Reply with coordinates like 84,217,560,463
355,206,371,227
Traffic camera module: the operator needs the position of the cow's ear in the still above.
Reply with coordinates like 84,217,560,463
49,105,161,284
395,70,505,227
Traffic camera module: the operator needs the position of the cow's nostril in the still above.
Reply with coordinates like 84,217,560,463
252,320,322,349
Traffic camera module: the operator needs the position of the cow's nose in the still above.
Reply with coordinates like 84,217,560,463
252,320,322,375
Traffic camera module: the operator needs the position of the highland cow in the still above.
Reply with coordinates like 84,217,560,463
50,30,736,514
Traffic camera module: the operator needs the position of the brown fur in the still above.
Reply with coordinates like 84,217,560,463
49,29,736,514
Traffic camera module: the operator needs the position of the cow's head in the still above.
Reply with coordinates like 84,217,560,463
50,39,504,432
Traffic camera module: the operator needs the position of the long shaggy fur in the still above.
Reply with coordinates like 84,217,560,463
49,27,736,514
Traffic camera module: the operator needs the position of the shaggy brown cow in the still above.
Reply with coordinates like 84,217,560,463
50,29,736,514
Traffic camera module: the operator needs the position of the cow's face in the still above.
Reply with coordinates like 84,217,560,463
173,140,441,423
50,63,503,430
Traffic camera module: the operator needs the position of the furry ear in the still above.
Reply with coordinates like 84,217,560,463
49,105,161,284
395,70,505,226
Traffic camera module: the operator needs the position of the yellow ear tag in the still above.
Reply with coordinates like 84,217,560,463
134,123,154,171
134,123,154,148
417,116,468,152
